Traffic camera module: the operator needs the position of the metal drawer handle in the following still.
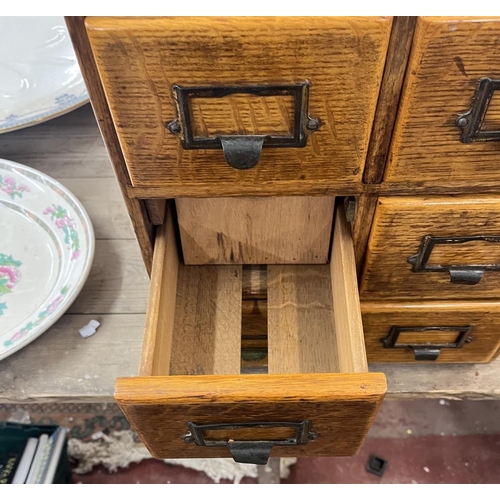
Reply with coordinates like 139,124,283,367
167,82,320,170
407,235,500,285
381,325,474,361
456,77,500,143
183,420,318,465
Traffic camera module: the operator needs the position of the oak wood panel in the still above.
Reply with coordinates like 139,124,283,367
139,205,178,376
267,266,339,374
115,373,387,458
85,16,392,193
65,17,155,274
331,206,368,373
397,330,461,344
360,196,500,300
144,199,166,226
362,301,500,363
426,239,500,266
352,195,379,276
483,91,500,130
169,265,242,376
384,17,500,184
125,178,500,199
363,16,417,184
176,197,335,265
190,94,294,136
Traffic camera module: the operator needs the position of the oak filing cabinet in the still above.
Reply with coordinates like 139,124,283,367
66,16,500,464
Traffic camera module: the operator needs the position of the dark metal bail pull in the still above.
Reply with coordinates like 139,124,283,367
412,346,441,361
449,268,485,285
218,135,266,170
227,441,274,465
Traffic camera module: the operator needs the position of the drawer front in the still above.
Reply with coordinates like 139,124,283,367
86,17,392,195
361,196,500,300
115,373,386,460
362,301,500,363
385,17,500,185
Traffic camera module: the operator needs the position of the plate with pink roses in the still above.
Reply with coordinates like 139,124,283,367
0,159,94,360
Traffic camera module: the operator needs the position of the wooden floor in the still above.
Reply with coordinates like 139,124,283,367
0,104,498,403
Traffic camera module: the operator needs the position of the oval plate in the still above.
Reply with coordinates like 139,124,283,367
0,16,89,134
0,159,95,360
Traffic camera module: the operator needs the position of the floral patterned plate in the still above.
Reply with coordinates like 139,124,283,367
0,17,89,134
0,159,94,360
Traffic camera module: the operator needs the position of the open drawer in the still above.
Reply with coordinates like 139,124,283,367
115,203,386,465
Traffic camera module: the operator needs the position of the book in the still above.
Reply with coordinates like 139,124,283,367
33,429,58,484
0,423,70,484
42,427,68,484
11,437,38,484
25,433,49,484
0,442,25,484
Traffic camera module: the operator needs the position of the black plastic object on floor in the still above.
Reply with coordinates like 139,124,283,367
366,454,388,477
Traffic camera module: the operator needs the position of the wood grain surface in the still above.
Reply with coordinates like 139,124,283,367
190,94,294,137
176,197,335,264
363,16,417,184
352,195,379,276
144,199,166,226
384,17,500,184
267,266,339,374
331,206,368,373
361,196,500,300
85,16,392,194
169,265,242,376
124,178,500,199
362,300,500,363
115,373,386,459
139,204,178,377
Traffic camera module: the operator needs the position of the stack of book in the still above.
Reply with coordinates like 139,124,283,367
0,423,70,484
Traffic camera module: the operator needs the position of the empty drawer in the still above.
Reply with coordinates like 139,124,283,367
115,204,386,464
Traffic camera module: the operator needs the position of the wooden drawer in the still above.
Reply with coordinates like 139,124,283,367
85,17,392,197
385,17,500,185
362,301,500,363
360,196,500,301
115,205,386,463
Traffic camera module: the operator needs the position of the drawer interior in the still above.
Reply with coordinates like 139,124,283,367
115,202,386,461
140,202,368,377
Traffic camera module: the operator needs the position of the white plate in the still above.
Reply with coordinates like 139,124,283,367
0,16,89,134
0,159,95,360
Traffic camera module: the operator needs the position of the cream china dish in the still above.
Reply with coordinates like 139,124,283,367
0,17,88,134
0,159,94,360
